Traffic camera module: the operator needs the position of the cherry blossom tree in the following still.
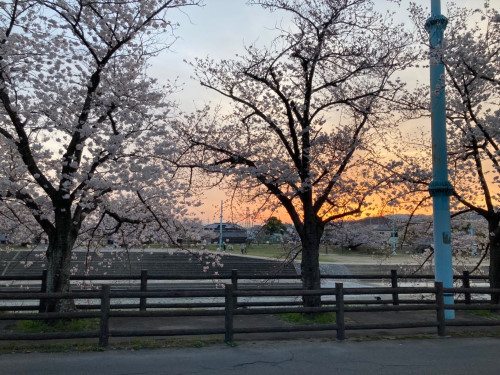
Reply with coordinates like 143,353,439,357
327,221,381,251
443,2,500,300
392,1,500,300
171,0,413,307
0,0,201,312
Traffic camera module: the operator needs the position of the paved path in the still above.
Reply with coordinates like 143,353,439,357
1,338,499,375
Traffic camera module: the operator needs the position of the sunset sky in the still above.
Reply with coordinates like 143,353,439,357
147,0,496,225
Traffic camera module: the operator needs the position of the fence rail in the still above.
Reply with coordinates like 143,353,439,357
0,269,489,282
0,269,490,311
0,269,498,346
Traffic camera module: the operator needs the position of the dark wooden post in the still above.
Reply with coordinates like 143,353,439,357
99,284,111,347
335,283,345,341
435,281,446,337
140,270,148,311
231,269,238,310
462,270,471,305
391,270,399,306
40,269,47,292
39,269,48,313
225,283,234,344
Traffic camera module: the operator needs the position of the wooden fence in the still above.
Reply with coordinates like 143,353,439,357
0,268,489,309
0,270,499,346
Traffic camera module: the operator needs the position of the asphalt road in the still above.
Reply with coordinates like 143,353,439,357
1,338,499,375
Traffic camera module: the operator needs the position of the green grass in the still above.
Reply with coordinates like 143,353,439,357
465,310,500,320
205,243,301,260
200,243,416,263
17,318,100,333
0,337,223,354
125,337,220,350
277,312,336,325
0,342,105,354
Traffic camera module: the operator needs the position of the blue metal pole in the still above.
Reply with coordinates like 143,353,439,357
426,0,454,319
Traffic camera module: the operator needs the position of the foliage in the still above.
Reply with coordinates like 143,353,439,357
171,0,414,306
262,217,286,234
0,0,202,309
390,1,500,296
325,220,401,252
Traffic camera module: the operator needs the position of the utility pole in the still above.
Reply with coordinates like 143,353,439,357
246,207,251,231
219,200,223,250
469,212,477,256
426,0,454,319
392,210,397,256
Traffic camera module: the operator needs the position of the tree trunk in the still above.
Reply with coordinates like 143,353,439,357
488,222,500,304
300,217,323,308
41,212,77,313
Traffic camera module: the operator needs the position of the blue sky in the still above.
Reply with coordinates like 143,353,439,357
149,0,489,112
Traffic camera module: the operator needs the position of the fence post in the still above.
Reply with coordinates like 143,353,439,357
140,270,148,311
225,283,234,344
99,284,111,347
435,281,446,337
231,269,238,310
39,269,48,313
463,270,471,305
391,269,399,306
335,283,345,341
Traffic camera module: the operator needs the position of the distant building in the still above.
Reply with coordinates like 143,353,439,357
202,223,248,244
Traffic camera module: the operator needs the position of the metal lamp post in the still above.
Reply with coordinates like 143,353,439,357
426,0,455,319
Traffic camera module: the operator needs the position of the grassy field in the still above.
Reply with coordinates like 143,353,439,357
1,242,418,264
202,243,298,260
196,243,417,264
